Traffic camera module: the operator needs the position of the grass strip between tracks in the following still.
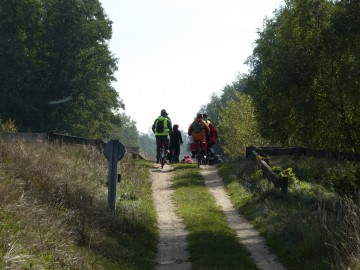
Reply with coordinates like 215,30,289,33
171,164,257,270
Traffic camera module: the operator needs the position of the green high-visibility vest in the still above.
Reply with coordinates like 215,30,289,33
155,116,170,136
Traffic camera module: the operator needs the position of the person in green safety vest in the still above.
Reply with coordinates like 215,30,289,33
152,109,172,163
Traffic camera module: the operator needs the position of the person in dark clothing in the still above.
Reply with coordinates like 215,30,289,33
152,109,172,163
169,124,183,163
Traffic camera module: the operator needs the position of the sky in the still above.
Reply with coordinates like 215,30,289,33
99,0,284,134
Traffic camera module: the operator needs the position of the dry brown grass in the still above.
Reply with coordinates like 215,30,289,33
0,141,107,269
321,198,360,269
0,140,157,269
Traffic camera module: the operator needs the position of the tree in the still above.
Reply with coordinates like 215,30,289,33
220,92,266,157
200,75,247,155
110,113,139,147
138,132,156,160
0,0,43,131
246,0,360,152
0,0,123,137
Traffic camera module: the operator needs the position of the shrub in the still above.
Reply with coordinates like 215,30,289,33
0,117,17,132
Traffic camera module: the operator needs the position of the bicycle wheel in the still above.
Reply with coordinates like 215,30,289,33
196,142,201,168
160,146,165,168
205,149,210,165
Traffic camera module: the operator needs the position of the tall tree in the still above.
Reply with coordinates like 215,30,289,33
0,0,123,137
220,92,266,157
246,0,360,151
0,0,43,130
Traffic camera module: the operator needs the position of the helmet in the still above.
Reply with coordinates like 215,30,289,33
161,109,168,116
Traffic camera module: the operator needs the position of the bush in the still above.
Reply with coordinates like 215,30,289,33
0,117,17,132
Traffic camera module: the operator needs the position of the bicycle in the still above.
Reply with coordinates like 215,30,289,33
195,141,206,168
205,145,215,165
159,141,167,168
204,147,210,165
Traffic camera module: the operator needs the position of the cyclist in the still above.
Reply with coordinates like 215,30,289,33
188,113,209,158
169,124,183,163
152,109,172,163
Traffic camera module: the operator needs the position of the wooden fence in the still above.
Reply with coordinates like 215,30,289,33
246,146,288,195
0,132,144,159
246,145,360,195
251,146,360,162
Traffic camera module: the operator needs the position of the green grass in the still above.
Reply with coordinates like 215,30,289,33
4,140,359,269
171,164,257,270
0,141,158,269
218,157,360,270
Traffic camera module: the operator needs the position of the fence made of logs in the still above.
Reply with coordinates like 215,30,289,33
246,146,288,195
246,146,360,195
0,132,144,159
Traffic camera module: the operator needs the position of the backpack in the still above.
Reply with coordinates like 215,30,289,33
193,121,202,133
156,119,165,133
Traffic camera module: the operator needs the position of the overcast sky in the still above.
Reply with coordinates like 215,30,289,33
99,0,283,134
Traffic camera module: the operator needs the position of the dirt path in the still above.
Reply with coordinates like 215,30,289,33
201,165,286,270
151,163,286,270
151,164,192,270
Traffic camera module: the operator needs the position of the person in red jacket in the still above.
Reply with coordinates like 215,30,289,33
203,113,218,148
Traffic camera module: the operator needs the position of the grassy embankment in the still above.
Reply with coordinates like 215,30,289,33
171,163,258,270
218,156,360,270
0,140,157,270
2,139,359,270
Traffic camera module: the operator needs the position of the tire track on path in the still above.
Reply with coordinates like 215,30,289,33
201,165,286,270
151,164,192,270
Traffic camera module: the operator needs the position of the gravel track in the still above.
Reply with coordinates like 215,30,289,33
151,164,192,270
201,165,286,270
151,163,286,270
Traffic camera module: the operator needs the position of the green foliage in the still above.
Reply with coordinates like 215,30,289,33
137,132,157,160
291,157,360,198
218,158,360,269
0,117,17,132
220,92,267,157
199,0,360,156
109,112,139,146
200,77,247,156
246,0,360,152
0,0,123,137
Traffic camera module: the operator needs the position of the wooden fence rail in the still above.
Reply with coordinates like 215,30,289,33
246,146,288,195
0,132,49,141
246,145,360,195
0,132,144,159
252,146,360,162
